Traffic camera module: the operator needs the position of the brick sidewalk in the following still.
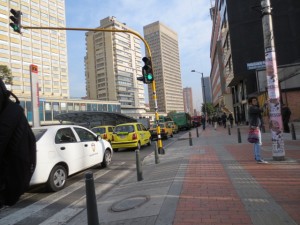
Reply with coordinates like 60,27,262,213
174,126,300,225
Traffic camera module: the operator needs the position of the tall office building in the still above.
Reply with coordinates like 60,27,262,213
183,87,194,115
203,77,212,104
143,21,184,113
0,0,69,98
85,16,145,115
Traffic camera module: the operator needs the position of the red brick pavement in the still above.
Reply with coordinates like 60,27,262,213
174,127,300,225
173,145,252,225
227,142,300,224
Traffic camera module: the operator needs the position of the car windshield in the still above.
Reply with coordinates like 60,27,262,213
152,123,165,128
115,125,135,133
91,127,106,134
32,128,47,141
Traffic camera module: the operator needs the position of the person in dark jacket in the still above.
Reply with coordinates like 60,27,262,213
281,104,291,133
248,96,268,164
221,113,227,128
201,115,206,130
228,113,234,128
0,79,36,208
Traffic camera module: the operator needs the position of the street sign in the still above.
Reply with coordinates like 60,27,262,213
247,61,265,70
30,64,38,73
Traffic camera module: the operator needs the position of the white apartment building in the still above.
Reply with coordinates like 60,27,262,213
143,21,184,113
0,0,69,99
183,87,194,114
85,16,146,116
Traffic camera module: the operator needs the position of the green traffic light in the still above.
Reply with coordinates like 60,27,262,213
146,74,153,80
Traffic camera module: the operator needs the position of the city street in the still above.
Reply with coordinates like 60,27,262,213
0,131,181,225
1,125,299,225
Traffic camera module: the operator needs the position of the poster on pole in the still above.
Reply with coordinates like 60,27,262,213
265,50,284,158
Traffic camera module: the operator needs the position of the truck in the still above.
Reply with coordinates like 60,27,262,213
169,112,192,131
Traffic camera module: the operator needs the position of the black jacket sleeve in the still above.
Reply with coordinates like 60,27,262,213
0,101,22,158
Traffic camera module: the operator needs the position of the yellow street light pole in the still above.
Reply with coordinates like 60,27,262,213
22,26,165,154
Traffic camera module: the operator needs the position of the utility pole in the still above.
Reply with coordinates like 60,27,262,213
201,73,207,118
261,0,285,160
191,70,207,117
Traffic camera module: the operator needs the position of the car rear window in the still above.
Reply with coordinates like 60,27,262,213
32,128,47,141
114,125,135,133
91,127,106,134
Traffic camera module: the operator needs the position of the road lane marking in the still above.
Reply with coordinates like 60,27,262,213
0,162,126,225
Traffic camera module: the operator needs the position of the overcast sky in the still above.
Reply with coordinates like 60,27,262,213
65,0,213,110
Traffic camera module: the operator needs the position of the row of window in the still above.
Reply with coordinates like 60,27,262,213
20,99,121,122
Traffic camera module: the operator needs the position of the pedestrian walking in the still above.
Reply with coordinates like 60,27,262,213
281,104,291,133
201,115,206,130
212,115,218,130
228,113,234,128
221,113,227,128
248,96,268,164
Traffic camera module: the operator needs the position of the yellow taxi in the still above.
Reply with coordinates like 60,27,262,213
111,123,151,151
167,121,179,134
91,125,115,143
150,122,173,140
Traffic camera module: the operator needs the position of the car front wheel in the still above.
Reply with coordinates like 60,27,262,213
47,165,67,192
101,149,112,168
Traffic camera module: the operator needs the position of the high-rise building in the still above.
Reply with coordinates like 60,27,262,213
1,0,69,98
183,87,193,115
85,16,145,115
143,21,184,113
210,0,300,123
203,77,212,104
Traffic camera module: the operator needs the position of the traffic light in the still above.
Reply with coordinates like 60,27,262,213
10,9,22,34
137,75,146,83
142,57,154,84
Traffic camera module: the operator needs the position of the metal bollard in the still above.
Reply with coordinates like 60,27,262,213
154,141,160,164
189,131,193,146
85,172,99,225
291,123,296,140
228,126,231,135
196,127,199,137
237,128,241,143
136,150,143,181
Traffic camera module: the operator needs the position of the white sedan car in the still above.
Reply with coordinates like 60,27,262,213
30,125,113,192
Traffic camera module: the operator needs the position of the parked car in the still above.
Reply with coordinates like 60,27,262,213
30,125,113,192
167,121,179,134
111,123,151,151
150,122,174,140
91,125,115,143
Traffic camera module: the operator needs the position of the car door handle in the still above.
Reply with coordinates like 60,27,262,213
60,147,66,150
84,144,88,147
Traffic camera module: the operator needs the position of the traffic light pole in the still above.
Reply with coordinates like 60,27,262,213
22,25,165,154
